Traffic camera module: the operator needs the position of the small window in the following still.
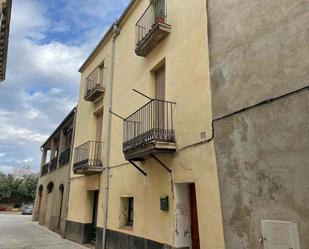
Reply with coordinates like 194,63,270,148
128,197,134,226
120,197,134,228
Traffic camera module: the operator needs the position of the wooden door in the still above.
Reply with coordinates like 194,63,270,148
96,112,103,142
154,0,166,23
57,185,64,229
99,64,104,87
45,193,53,227
155,65,165,101
95,113,103,165
37,194,42,218
189,183,200,249
155,65,165,136
36,187,43,220
91,191,99,243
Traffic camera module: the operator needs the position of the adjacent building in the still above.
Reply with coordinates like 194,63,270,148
207,0,309,248
33,108,76,237
0,0,11,82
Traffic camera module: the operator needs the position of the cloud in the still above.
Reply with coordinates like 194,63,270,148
0,0,131,173
16,157,34,164
0,165,14,174
11,0,49,41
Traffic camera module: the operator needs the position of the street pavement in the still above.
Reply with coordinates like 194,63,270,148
0,214,88,249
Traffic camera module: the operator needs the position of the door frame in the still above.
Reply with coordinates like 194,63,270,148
189,183,200,249
91,190,99,243
57,184,64,229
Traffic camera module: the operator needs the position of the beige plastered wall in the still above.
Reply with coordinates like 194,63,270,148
67,0,225,248
66,39,112,225
33,164,70,232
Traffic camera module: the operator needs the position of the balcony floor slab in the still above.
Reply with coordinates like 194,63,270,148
123,141,176,161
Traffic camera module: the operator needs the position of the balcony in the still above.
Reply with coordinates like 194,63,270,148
135,0,171,57
73,141,103,174
123,99,176,161
84,78,105,102
49,157,58,171
41,163,49,176
59,148,71,166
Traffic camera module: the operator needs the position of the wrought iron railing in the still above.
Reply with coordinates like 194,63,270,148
49,157,58,171
85,67,104,98
73,141,103,171
123,99,176,152
41,162,49,176
136,0,168,46
59,147,71,166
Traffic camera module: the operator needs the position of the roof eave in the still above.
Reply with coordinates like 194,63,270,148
78,0,138,73
41,107,77,149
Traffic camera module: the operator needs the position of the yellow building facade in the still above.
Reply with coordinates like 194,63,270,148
33,108,76,237
66,0,225,249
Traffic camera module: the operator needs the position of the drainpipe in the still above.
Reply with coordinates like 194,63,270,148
63,107,77,238
102,24,120,249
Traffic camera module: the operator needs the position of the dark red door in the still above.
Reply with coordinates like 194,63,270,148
190,183,200,249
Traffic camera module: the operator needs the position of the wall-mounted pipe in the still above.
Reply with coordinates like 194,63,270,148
102,23,120,249
62,107,77,238
178,85,309,153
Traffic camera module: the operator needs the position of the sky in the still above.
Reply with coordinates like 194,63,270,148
0,0,131,174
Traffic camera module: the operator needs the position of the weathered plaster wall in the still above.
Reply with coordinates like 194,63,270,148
33,164,71,236
68,0,226,248
208,0,309,117
207,0,309,248
214,93,309,248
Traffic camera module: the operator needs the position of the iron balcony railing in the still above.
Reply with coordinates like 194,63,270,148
73,141,103,170
41,162,49,176
84,67,104,99
49,157,58,171
59,147,71,166
123,99,176,153
136,0,168,46
85,79,103,97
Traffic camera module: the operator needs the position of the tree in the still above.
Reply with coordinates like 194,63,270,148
0,173,38,204
0,173,13,202
20,174,38,202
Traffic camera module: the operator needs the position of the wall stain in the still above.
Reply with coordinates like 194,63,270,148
256,171,282,200
229,191,252,239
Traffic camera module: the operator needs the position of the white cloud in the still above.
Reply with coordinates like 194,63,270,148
51,21,71,33
0,165,14,174
0,126,47,144
0,0,131,172
16,157,34,164
11,0,50,40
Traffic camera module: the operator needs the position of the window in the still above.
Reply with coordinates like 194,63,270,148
120,197,134,228
154,0,166,23
127,197,134,226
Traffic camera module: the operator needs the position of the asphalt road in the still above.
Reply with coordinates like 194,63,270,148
0,214,87,249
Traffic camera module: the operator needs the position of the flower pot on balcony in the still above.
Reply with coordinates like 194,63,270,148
155,16,165,24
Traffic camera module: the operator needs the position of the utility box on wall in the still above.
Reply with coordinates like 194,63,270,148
261,220,301,249
160,196,169,211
